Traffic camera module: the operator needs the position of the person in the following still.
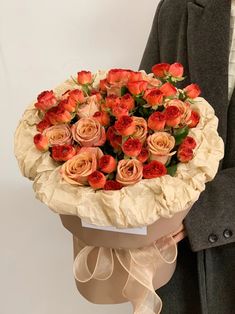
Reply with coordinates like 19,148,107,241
139,0,235,313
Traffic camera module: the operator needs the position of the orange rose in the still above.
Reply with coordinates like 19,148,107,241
122,138,142,157
165,105,182,127
93,111,110,126
106,126,122,150
132,117,148,142
60,147,103,185
116,159,143,186
165,99,191,125
99,155,117,173
71,117,106,147
143,160,167,178
44,106,72,125
137,147,149,163
33,134,49,151
105,95,121,108
107,69,130,84
168,63,184,78
120,94,135,111
147,132,175,164
144,88,164,107
187,110,200,128
151,63,170,78
160,82,177,97
184,84,201,99
148,112,166,131
43,124,72,146
88,171,106,189
51,145,77,161
77,71,92,85
180,136,197,149
35,90,57,111
112,102,130,118
177,146,194,163
114,115,136,136
127,80,148,95
128,71,143,82
36,118,52,133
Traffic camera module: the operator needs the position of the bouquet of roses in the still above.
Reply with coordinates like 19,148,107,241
15,61,224,314
33,62,201,191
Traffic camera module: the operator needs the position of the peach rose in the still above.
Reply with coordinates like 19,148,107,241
116,159,143,186
165,99,191,125
132,117,148,142
43,124,72,146
71,117,106,147
77,95,100,118
60,147,103,185
147,132,176,164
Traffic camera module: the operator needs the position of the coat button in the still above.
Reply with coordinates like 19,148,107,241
208,233,218,243
223,229,233,239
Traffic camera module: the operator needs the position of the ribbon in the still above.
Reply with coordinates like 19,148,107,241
73,234,178,314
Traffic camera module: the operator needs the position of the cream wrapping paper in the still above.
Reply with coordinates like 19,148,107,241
14,74,224,228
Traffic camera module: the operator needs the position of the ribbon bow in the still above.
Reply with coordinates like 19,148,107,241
73,235,178,314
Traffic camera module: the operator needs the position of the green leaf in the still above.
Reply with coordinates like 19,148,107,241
121,86,128,96
167,164,178,177
173,126,189,145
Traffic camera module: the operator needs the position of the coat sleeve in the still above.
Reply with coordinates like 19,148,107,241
138,0,165,72
184,166,235,252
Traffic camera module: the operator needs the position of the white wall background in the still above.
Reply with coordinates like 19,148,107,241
0,1,160,313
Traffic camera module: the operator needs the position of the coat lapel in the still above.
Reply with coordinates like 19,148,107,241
187,0,231,143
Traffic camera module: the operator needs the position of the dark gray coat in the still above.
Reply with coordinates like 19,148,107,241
139,0,235,313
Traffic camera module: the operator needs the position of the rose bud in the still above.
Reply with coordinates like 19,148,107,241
114,115,136,136
112,102,129,118
69,89,85,104
58,99,76,113
160,82,177,97
99,155,117,173
93,111,110,126
148,112,166,131
99,79,109,92
51,145,76,161
180,136,197,149
48,107,72,124
88,170,106,189
143,160,167,179
128,71,143,82
107,69,130,84
127,80,148,95
168,63,184,78
33,134,49,151
104,180,123,190
144,88,164,107
77,70,92,85
120,93,135,110
188,110,200,128
35,90,57,111
151,63,170,78
122,138,142,157
165,105,182,127
184,84,201,99
177,146,194,163
105,94,121,108
106,126,122,150
137,147,149,163
36,119,52,133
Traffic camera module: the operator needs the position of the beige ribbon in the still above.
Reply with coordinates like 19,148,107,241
73,234,178,314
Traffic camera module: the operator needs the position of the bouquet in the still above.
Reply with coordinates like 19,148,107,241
14,62,224,313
